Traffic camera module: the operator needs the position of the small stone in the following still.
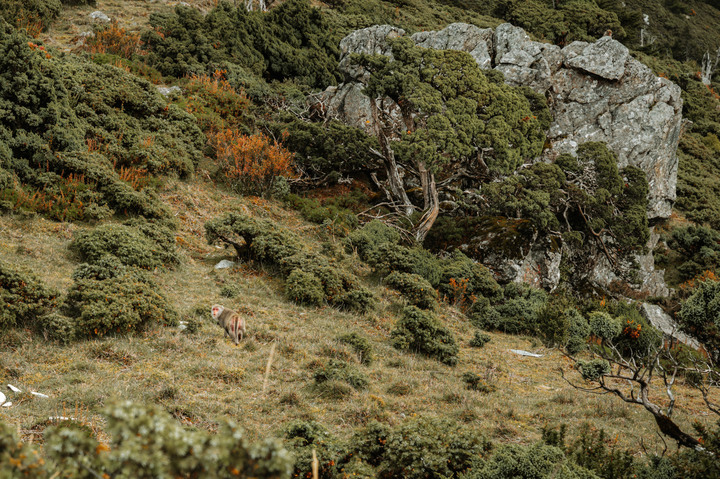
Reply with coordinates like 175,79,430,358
31,391,49,398
510,349,543,358
89,11,111,23
215,260,236,269
157,85,182,97
1,402,11,408
7,384,21,393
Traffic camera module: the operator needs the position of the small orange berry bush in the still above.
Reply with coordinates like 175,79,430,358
209,129,295,197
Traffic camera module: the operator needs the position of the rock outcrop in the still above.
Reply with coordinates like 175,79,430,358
319,23,683,295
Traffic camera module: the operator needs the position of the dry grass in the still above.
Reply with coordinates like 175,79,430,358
0,175,716,459
39,0,219,52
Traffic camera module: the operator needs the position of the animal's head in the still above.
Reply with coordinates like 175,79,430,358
211,304,223,320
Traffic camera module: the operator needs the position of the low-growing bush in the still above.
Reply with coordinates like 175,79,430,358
337,332,374,365
471,283,548,335
469,331,491,348
472,442,599,479
70,222,179,269
345,220,401,263
391,306,459,366
0,260,59,331
577,359,611,382
384,271,437,309
206,212,374,312
285,269,325,306
462,372,496,393
64,261,179,338
439,251,503,303
313,359,369,390
285,420,345,479
588,311,622,342
352,417,491,479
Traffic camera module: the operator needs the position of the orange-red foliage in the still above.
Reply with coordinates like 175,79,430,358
183,70,250,132
82,22,145,58
679,270,719,293
210,130,295,196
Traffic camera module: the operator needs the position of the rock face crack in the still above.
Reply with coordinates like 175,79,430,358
317,22,683,296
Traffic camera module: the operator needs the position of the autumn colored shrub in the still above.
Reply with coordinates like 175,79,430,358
0,27,204,223
82,21,144,58
181,69,251,132
385,271,438,310
211,129,295,197
391,306,459,366
0,260,59,331
439,250,503,303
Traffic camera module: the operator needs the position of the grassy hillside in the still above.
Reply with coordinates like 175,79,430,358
0,0,719,477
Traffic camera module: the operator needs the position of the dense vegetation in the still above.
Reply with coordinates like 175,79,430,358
1,0,720,477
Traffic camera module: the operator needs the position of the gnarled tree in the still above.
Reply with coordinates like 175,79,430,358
357,37,550,241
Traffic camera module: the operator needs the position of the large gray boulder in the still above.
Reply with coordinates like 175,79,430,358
412,23,494,69
318,23,683,296
640,303,700,349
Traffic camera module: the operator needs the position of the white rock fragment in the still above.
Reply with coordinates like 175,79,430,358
215,260,236,269
510,349,544,358
7,384,21,393
31,392,49,398
1,402,11,408
90,11,111,23
0,392,5,405
178,321,188,331
157,85,182,97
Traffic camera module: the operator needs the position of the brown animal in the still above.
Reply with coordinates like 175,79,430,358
211,304,247,345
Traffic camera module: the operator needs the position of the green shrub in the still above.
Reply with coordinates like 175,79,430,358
0,260,58,331
70,222,179,269
577,359,611,382
677,279,720,362
206,212,373,313
285,269,325,306
565,308,591,355
666,225,720,282
385,271,437,309
472,283,548,335
345,220,402,264
462,372,495,393
355,417,491,479
64,262,179,338
313,359,369,390
0,421,47,476
0,27,204,223
43,401,293,478
391,306,459,366
40,312,77,344
220,284,241,298
469,331,491,348
285,420,344,479
438,250,503,303
337,332,374,365
472,442,599,479
0,0,61,33
335,288,375,314
588,311,622,342
375,244,443,287
144,0,340,88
